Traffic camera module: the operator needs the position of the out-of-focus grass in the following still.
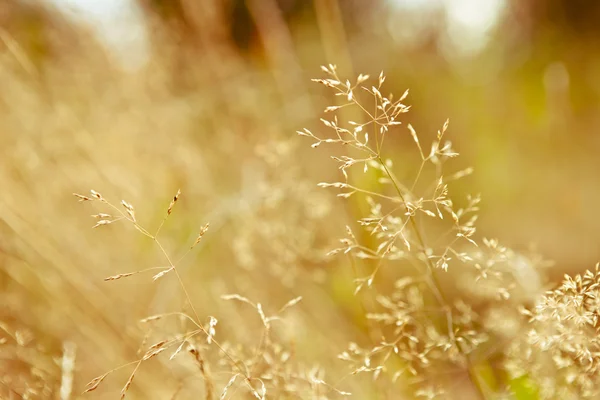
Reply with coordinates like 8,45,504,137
1,1,599,398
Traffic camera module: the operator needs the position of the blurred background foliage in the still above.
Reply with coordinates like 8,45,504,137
1,0,599,398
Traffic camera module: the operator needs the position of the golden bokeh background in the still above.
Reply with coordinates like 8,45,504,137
1,1,599,398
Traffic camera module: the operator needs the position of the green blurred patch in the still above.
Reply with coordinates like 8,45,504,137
510,375,539,400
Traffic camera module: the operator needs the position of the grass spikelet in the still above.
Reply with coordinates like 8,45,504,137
121,200,136,222
142,347,166,361
169,341,187,361
92,219,114,228
92,213,112,219
139,315,163,323
90,190,103,201
152,267,174,281
278,296,302,314
83,373,110,393
73,193,93,202
221,294,255,307
206,316,217,344
220,374,239,400
104,272,136,281
192,223,210,248
167,189,181,216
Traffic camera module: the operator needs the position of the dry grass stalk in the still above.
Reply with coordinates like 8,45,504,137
189,345,215,400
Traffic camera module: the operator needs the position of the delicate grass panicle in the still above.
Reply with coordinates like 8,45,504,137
298,66,600,399
72,189,342,399
69,67,600,399
300,65,493,397
231,139,333,287
506,263,600,399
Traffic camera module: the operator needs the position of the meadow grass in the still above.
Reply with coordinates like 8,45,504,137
1,3,600,399
59,67,600,399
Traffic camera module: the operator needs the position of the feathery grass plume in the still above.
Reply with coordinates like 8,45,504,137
218,294,345,398
72,190,250,397
301,65,533,398
505,263,600,399
302,65,600,399
72,189,339,399
230,138,334,287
